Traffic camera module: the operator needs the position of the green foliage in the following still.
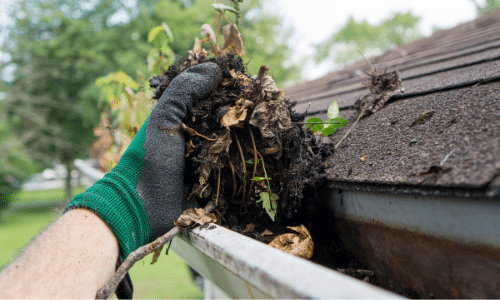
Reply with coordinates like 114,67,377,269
471,0,500,16
249,153,277,221
305,101,347,136
0,106,36,214
256,191,278,221
315,11,422,67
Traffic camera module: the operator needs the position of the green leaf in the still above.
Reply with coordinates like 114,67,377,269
148,25,171,51
321,117,348,136
246,158,259,164
162,22,174,43
257,192,278,221
211,4,239,14
305,117,324,132
251,177,268,182
327,100,340,119
147,26,164,43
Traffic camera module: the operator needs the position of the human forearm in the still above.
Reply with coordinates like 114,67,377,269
0,209,119,299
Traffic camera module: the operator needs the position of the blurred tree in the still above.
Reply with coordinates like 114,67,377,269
0,103,36,217
314,11,422,67
470,0,500,16
1,0,298,201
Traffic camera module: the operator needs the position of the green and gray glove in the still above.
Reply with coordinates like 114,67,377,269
66,62,222,258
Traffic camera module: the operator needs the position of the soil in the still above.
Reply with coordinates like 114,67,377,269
150,53,334,240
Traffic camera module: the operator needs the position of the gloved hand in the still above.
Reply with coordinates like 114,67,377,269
66,62,222,258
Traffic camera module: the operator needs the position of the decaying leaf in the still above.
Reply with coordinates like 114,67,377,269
268,225,314,259
174,208,217,229
151,245,163,265
200,24,217,45
249,74,293,138
411,110,435,126
261,229,274,236
222,24,244,56
244,223,255,233
355,70,403,117
193,129,232,198
221,106,247,128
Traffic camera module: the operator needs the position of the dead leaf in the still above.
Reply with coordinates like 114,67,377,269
244,223,255,233
411,110,435,126
220,106,248,128
261,229,274,236
264,147,279,155
200,24,216,45
174,208,217,229
151,245,163,265
360,153,367,162
185,139,195,157
268,225,314,259
196,129,232,188
249,84,293,139
355,70,403,117
222,24,245,56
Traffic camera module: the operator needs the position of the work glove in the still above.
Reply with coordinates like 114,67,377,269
66,61,222,259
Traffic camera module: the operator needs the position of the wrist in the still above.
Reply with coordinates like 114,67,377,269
66,124,152,257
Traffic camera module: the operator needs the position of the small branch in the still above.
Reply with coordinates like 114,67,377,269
226,154,237,201
335,107,366,149
233,130,247,200
96,202,216,299
96,227,181,299
182,124,217,141
216,165,221,206
247,126,258,202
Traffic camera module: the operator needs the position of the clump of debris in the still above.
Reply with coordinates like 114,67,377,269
150,51,332,257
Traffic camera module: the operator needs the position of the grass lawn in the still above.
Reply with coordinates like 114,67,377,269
10,186,88,206
0,206,203,298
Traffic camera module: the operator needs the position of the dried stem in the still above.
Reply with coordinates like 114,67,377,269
96,202,216,299
182,124,217,141
247,126,258,202
334,107,366,149
216,166,221,206
96,227,181,299
233,130,246,200
226,153,237,201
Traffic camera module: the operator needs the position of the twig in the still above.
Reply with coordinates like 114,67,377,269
440,149,455,166
95,227,181,299
247,126,258,202
358,49,375,73
216,165,221,206
226,153,237,201
233,130,247,200
96,202,216,299
335,107,366,149
182,124,217,141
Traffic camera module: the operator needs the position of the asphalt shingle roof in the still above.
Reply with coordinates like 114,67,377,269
284,9,500,197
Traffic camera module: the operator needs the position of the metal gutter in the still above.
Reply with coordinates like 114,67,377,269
324,186,500,298
171,224,403,299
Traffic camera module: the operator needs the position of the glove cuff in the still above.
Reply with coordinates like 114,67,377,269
66,123,153,258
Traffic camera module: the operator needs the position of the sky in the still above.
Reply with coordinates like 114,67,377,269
0,0,485,82
265,0,480,81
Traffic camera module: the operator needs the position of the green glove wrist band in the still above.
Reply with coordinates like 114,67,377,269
67,123,152,257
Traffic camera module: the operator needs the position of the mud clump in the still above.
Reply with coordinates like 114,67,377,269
150,53,333,238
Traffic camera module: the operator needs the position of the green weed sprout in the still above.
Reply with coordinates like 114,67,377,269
305,100,347,136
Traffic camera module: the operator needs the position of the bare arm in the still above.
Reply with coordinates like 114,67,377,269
0,208,119,299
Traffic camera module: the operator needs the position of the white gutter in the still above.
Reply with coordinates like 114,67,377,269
171,224,403,299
